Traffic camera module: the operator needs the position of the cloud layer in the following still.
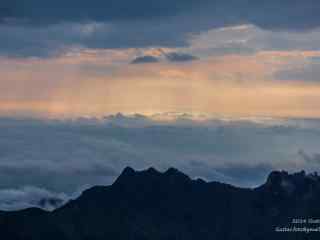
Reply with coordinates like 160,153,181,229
1,1,320,57
1,115,320,210
3,0,320,30
0,186,68,211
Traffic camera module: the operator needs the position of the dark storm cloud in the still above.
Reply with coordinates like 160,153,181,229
131,55,160,64
2,0,320,30
0,20,191,57
1,0,320,57
0,0,204,24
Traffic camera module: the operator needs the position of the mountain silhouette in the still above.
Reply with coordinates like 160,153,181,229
1,167,320,239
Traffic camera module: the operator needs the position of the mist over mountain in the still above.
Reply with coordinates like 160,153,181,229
1,114,320,211
1,167,320,239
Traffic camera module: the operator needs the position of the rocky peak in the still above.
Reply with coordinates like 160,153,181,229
264,170,320,195
113,167,136,185
164,167,191,182
113,167,191,187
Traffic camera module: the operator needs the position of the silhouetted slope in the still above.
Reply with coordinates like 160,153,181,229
1,167,320,239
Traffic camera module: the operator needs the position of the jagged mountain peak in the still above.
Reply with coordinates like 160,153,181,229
164,167,181,175
261,170,320,196
114,166,191,186
265,170,320,185
121,166,136,176
164,167,191,181
265,170,290,186
144,167,161,175
114,166,159,182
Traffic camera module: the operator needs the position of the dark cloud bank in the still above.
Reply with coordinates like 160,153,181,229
1,115,320,210
2,0,320,30
1,0,320,57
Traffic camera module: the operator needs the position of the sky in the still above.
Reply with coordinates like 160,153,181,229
1,1,320,210
1,0,320,118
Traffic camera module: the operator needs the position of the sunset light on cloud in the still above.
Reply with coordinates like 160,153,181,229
1,5,320,118
1,44,320,118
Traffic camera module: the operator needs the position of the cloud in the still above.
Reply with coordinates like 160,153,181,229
274,57,320,82
0,20,195,57
298,150,320,165
131,55,160,64
1,1,320,57
188,160,273,186
2,0,320,31
0,0,200,24
130,51,198,64
191,24,320,59
0,186,68,211
165,52,199,62
1,114,320,211
3,50,320,118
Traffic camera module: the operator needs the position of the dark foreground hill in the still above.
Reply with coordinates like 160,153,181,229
1,167,320,240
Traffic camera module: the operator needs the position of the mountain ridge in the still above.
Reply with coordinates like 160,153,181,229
1,167,320,240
